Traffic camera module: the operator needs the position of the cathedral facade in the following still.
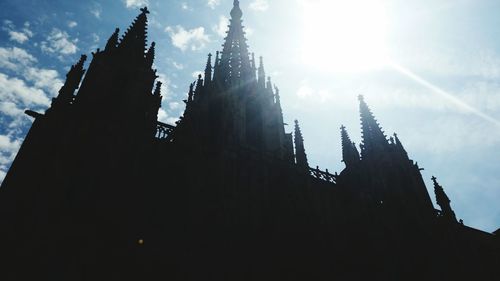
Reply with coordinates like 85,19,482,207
0,2,499,280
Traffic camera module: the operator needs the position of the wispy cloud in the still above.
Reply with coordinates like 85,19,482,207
165,25,210,51
0,46,63,121
0,45,65,183
249,0,269,11
0,46,37,71
213,15,229,37
123,0,149,9
40,28,78,56
2,20,34,44
172,61,184,70
67,21,77,28
0,134,22,179
207,0,221,10
90,3,102,19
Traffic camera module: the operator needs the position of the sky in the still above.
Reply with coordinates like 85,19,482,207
0,0,499,232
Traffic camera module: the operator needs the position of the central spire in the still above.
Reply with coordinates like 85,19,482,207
358,95,389,158
220,0,252,84
231,0,243,19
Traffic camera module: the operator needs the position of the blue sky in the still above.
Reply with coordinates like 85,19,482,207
0,0,499,232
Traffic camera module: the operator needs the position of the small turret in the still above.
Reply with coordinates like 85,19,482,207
194,74,203,100
51,54,87,109
294,120,309,169
341,125,360,167
153,81,162,97
212,51,221,83
204,53,212,86
393,133,409,159
432,176,457,223
105,28,120,51
187,82,195,103
258,56,265,88
145,42,155,67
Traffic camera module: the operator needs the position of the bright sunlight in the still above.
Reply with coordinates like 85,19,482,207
300,0,389,72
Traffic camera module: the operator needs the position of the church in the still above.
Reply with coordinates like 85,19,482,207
0,1,499,280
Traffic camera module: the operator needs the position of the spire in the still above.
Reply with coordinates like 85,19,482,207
341,125,360,167
194,74,203,99
432,176,457,223
294,120,309,169
358,95,388,159
105,28,120,51
53,54,87,107
393,133,409,159
250,52,257,81
212,51,221,83
266,76,273,91
258,56,265,88
231,0,243,20
220,0,252,84
274,85,281,106
152,81,163,113
119,7,149,56
204,53,212,86
274,85,284,126
153,81,162,97
145,42,155,67
251,53,256,71
187,82,195,103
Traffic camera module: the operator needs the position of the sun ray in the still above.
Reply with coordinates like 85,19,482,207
389,61,500,127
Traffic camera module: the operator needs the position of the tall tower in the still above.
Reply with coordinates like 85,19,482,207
358,95,389,159
172,0,293,160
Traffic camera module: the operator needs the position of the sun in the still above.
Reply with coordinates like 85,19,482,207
300,0,389,72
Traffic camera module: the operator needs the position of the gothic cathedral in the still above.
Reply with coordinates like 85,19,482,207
0,2,499,281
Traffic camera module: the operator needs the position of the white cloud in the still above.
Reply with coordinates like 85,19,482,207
8,31,29,44
0,101,24,117
2,20,34,44
157,108,169,123
172,61,184,70
24,68,63,96
0,47,63,126
181,2,191,10
90,3,102,19
0,135,21,155
0,73,51,107
124,0,149,9
169,101,181,110
0,47,37,71
0,134,22,184
249,0,269,11
41,28,78,56
245,27,254,37
0,169,6,184
68,21,78,28
213,15,229,37
165,25,210,51
91,33,100,43
156,73,172,98
207,0,221,9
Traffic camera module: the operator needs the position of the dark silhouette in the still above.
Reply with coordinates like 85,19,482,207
0,2,499,280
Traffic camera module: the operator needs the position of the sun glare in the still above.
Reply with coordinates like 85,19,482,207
300,0,389,72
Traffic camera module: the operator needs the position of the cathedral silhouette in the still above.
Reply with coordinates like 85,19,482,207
0,2,499,281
